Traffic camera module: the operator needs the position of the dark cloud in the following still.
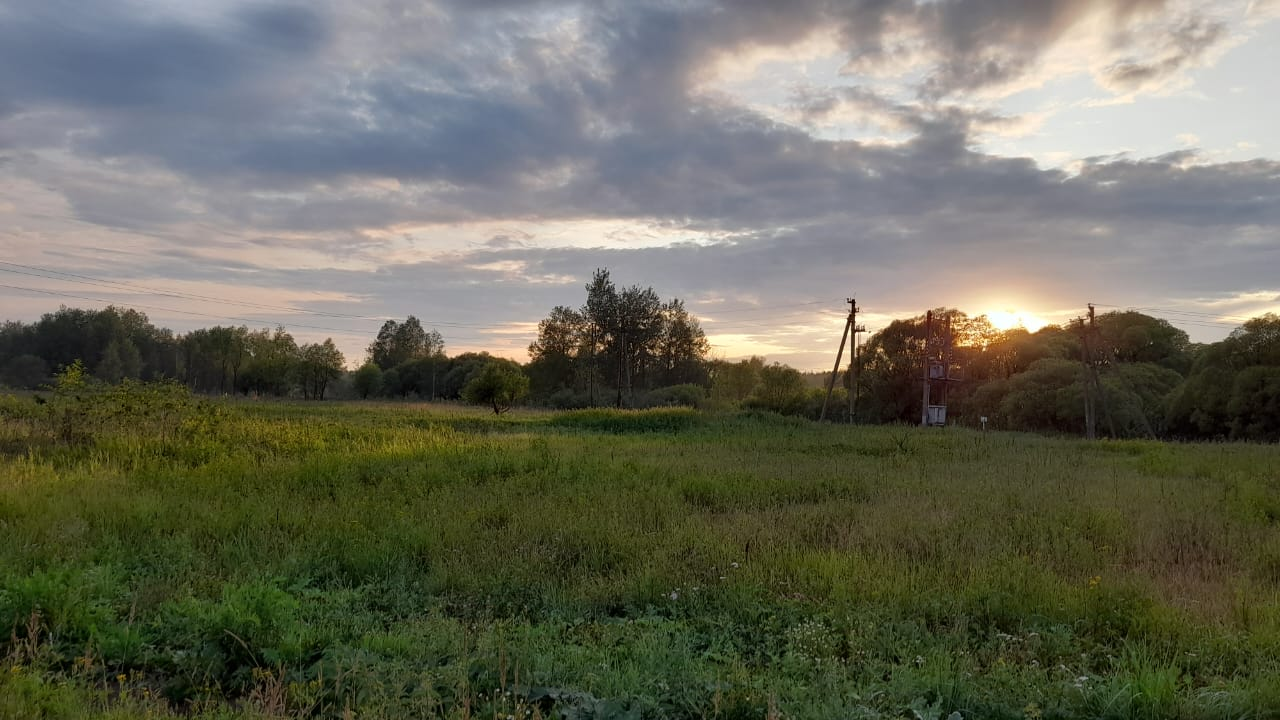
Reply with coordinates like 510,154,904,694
0,1,327,111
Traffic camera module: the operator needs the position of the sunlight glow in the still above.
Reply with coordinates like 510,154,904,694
986,309,1048,332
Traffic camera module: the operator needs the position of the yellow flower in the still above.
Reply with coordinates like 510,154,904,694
1088,575,1101,589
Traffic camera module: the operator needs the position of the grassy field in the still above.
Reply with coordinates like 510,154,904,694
1,396,1279,719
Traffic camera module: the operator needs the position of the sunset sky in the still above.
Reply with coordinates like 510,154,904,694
2,0,1278,369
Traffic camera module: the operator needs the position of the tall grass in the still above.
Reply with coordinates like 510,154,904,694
1,399,1278,718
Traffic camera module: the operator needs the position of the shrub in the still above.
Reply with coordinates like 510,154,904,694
462,359,530,414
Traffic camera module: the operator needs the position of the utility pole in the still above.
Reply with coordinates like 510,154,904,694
1077,317,1096,440
616,330,626,409
1088,304,1116,438
847,299,866,423
920,310,933,427
820,298,867,422
588,325,597,407
1077,304,1116,439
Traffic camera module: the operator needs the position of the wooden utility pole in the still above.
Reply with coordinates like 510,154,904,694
920,310,933,427
820,298,867,422
588,325,597,407
1088,304,1116,438
847,299,866,423
616,330,626,408
1077,318,1096,440
1078,304,1117,439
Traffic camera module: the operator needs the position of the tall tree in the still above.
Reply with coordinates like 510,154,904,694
657,299,710,386
241,327,299,396
297,339,345,400
527,305,586,395
368,316,445,370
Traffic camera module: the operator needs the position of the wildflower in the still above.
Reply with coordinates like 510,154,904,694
1088,576,1101,589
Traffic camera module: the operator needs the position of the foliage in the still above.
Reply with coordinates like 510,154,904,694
6,301,1280,440
2,402,1280,718
1,366,221,451
709,355,765,407
295,339,345,400
528,269,711,401
1166,314,1280,440
745,362,808,415
351,362,383,400
462,359,530,414
1,353,48,389
366,316,445,371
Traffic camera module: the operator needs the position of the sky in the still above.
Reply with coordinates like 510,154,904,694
1,0,1278,370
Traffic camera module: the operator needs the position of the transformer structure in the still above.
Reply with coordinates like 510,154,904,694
920,310,962,427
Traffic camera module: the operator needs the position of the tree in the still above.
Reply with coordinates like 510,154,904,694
528,268,710,404
657,299,710,386
381,368,404,398
1167,313,1280,439
439,352,493,399
2,354,48,389
368,316,445,370
528,306,586,396
241,327,299,396
96,336,142,384
462,359,530,414
857,317,929,423
1094,311,1192,373
352,362,384,399
747,362,807,415
710,356,764,405
296,339,345,400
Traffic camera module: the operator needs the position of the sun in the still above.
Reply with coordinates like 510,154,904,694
986,309,1048,332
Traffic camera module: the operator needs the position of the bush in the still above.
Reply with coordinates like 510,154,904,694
550,407,703,433
635,384,708,409
462,359,530,414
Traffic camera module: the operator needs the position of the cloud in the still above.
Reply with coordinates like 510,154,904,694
0,0,1277,366
0,1,327,111
1100,14,1229,93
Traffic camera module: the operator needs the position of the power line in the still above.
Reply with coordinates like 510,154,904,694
1090,302,1259,326
0,282,375,335
0,261,509,330
690,298,842,315
0,261,856,330
0,281,523,345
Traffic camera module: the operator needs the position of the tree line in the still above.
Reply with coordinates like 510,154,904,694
2,277,1278,439
719,307,1279,442
0,307,349,399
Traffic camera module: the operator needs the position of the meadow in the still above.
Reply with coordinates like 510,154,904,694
1,391,1279,719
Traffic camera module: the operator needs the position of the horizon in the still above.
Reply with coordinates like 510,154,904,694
0,291,1260,373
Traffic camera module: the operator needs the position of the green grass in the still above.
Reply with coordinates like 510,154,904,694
1,398,1279,719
